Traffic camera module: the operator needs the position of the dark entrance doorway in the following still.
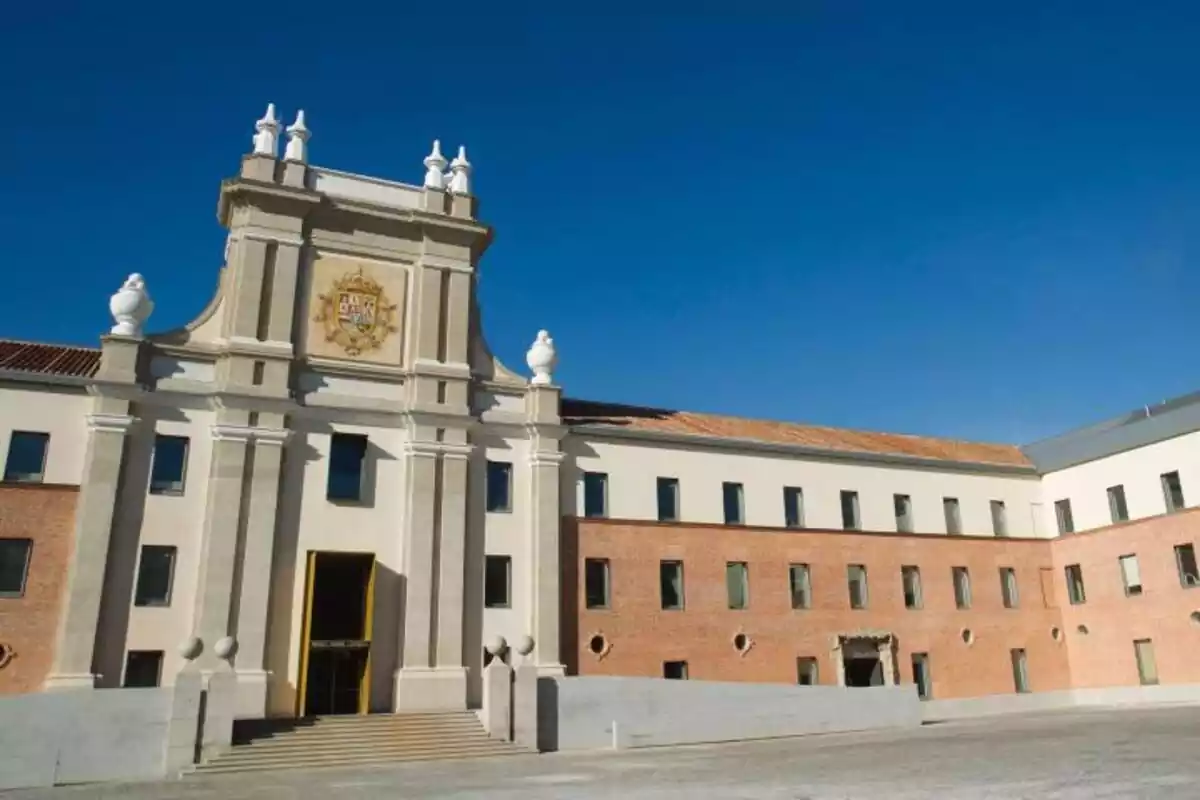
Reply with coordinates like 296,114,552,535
297,551,376,717
843,656,884,687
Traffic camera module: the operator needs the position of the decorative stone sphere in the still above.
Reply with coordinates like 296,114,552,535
109,273,154,337
525,330,557,386
485,635,508,657
177,637,203,661
213,636,238,660
514,635,535,657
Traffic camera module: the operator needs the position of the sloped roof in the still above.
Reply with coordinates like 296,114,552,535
0,339,101,378
561,398,1032,468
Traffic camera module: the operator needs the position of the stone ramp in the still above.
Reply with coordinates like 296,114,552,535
187,711,528,776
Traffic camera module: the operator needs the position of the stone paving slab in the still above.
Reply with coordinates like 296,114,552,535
8,706,1199,799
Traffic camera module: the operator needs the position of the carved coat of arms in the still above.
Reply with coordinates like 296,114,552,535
314,269,399,356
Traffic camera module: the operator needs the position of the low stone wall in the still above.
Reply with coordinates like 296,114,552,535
0,676,201,790
540,676,922,751
922,683,1200,722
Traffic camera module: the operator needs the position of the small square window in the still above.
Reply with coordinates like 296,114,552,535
990,500,1008,537
327,433,368,502
789,563,812,610
847,564,868,609
3,431,49,483
1065,564,1086,605
1175,543,1199,588
796,657,819,686
999,567,1019,608
656,477,680,522
663,660,688,680
484,555,511,608
0,539,33,597
1118,554,1142,596
660,561,685,610
486,461,513,513
943,497,962,535
911,653,932,700
726,561,749,609
952,566,971,609
134,545,177,607
1054,499,1074,535
149,435,189,495
1107,485,1129,523
841,491,860,531
722,482,744,525
901,565,922,610
894,494,913,533
1162,471,1186,513
584,558,610,609
583,472,608,518
783,487,804,528
124,650,164,688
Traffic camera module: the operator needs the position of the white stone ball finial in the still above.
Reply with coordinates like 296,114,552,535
109,273,154,337
214,636,238,661
423,140,448,190
252,103,280,157
526,330,557,386
514,635,535,657
486,635,508,657
448,145,471,196
284,110,310,163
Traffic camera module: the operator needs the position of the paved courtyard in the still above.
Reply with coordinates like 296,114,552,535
9,706,1200,799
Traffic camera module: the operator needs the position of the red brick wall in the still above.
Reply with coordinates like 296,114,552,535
0,483,76,694
1052,508,1200,689
564,518,1072,699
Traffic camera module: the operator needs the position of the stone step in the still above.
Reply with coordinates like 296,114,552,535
191,743,524,775
231,730,503,755
235,720,485,743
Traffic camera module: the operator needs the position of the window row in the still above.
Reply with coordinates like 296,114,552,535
581,559,1027,611
1063,543,1198,604
1053,471,1189,534
2,431,189,494
575,470,1015,536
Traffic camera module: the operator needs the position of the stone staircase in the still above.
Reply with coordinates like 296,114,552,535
188,711,529,776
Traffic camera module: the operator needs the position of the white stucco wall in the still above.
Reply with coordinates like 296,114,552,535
1038,430,1200,534
0,385,89,484
564,437,1047,538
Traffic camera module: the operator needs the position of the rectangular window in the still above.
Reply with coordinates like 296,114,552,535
990,500,1008,537
1065,564,1086,605
0,539,33,597
3,431,49,483
894,494,914,533
483,555,511,608
660,560,685,610
847,564,868,609
123,650,164,688
911,653,932,700
789,563,812,610
584,558,610,609
327,433,368,502
1162,471,1186,513
1010,648,1030,694
148,435,189,495
999,567,1019,608
901,565,923,610
943,497,962,535
663,660,688,680
783,487,805,528
133,545,177,607
656,477,680,522
1107,485,1129,523
1039,567,1057,608
722,482,744,525
840,490,861,531
796,657,819,686
1118,554,1143,596
1054,499,1075,535
952,566,972,609
1175,543,1199,588
726,561,749,609
583,472,608,518
1134,639,1159,686
485,461,513,512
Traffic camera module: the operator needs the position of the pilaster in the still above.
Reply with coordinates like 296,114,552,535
525,384,566,673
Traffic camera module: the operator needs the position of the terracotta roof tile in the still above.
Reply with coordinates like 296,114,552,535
561,398,1032,468
0,339,101,378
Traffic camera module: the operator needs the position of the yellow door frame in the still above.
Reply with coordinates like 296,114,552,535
358,556,377,715
296,551,318,718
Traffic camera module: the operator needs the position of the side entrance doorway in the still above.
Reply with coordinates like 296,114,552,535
297,551,377,717
834,632,897,688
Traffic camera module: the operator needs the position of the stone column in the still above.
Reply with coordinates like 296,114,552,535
191,423,251,669
525,385,566,674
43,406,134,690
231,428,289,717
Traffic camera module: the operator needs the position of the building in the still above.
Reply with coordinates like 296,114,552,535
1,106,1198,719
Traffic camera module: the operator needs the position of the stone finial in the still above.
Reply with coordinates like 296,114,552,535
486,635,508,657
284,110,310,163
526,330,557,386
213,636,238,661
109,273,154,337
252,103,280,157
448,145,471,195
423,140,448,190
514,635,535,657
177,637,203,661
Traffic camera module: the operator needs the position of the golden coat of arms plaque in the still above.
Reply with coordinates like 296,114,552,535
314,269,399,356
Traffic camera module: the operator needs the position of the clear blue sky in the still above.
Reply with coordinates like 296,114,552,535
3,2,1199,445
